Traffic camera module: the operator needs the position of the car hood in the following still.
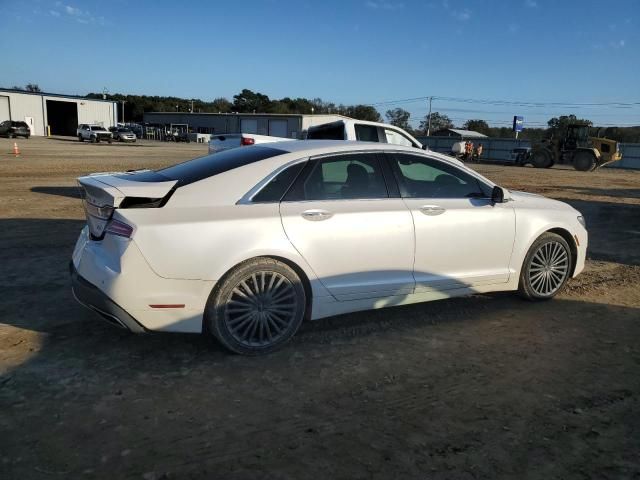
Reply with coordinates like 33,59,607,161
509,190,575,212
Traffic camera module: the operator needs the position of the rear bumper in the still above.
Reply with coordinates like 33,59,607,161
71,226,213,333
70,262,146,333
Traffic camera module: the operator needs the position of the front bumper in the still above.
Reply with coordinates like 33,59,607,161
70,262,146,333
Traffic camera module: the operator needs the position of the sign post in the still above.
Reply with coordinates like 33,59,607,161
513,115,524,139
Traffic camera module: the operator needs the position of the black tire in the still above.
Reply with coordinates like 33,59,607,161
206,258,306,355
108,139,112,144
530,149,552,168
78,135,84,142
573,151,596,172
518,232,572,301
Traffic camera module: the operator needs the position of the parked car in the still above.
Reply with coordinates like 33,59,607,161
208,133,294,154
306,119,425,149
0,120,30,139
77,124,112,143
109,127,137,142
71,141,587,355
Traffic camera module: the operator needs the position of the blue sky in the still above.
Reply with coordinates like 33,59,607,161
2,0,639,127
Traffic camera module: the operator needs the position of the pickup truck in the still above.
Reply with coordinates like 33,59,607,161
306,119,425,149
77,124,113,143
208,133,293,154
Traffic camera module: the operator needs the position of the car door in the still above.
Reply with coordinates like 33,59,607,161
386,152,516,292
279,151,415,301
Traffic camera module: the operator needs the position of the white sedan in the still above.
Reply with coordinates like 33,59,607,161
71,141,587,355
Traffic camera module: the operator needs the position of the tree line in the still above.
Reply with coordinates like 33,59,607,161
84,88,382,124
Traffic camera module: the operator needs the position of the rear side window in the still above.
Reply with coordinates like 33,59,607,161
354,124,380,142
156,146,287,186
285,153,388,201
306,123,345,140
251,162,306,203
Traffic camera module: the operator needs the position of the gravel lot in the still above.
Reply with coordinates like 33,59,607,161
1,137,639,479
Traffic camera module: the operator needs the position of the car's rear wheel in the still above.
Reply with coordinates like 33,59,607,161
518,232,572,301
206,258,306,355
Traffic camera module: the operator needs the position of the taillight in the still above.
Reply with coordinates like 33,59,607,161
105,219,133,238
241,136,255,146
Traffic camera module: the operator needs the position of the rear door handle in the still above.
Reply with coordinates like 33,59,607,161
301,209,333,221
419,205,446,216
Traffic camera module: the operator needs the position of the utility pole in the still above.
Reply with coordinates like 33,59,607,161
426,96,433,136
191,100,194,113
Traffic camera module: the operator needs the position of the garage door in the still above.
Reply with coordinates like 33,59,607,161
269,119,288,138
240,119,258,134
0,96,9,122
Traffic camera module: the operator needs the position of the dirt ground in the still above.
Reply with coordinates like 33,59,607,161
1,137,639,480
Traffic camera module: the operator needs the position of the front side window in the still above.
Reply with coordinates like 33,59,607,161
287,153,388,201
384,128,414,147
389,153,490,199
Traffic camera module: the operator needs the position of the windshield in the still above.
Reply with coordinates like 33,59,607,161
90,126,107,131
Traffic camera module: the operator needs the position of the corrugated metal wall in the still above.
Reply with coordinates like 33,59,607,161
417,136,640,170
3,92,46,135
143,113,305,138
0,90,116,136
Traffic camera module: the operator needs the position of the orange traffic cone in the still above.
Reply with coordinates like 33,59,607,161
12,142,20,156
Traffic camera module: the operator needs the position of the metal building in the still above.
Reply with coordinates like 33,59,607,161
432,128,488,139
143,112,347,139
0,88,117,136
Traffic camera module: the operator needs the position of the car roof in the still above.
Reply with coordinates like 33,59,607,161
259,140,461,166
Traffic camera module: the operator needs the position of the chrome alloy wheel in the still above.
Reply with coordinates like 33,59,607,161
224,271,298,347
528,241,570,296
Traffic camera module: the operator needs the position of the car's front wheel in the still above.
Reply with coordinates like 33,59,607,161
206,258,306,355
518,232,572,300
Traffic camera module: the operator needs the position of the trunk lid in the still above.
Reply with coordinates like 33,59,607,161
78,171,177,239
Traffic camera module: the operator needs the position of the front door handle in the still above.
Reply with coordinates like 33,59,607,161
419,205,446,216
301,209,333,221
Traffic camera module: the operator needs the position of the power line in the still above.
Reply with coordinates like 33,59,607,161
370,95,640,109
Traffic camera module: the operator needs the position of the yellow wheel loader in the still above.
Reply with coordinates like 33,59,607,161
528,124,622,171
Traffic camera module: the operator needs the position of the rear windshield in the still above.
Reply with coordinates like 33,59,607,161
116,146,287,186
307,123,345,140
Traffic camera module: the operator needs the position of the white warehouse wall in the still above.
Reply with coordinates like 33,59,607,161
2,91,46,136
0,90,116,136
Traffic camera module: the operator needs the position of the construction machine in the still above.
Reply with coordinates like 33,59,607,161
528,124,622,171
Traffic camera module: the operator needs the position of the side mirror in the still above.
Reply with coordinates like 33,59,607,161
421,144,428,150
491,186,505,204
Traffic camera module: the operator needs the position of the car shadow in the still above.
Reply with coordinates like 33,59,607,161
555,196,640,266
560,185,640,199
